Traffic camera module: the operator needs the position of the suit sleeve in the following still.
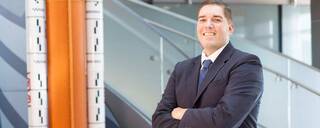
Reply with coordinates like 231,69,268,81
152,63,180,128
179,55,264,128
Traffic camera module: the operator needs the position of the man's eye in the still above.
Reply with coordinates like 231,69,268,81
213,19,222,22
199,19,206,22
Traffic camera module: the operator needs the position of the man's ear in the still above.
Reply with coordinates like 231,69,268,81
228,23,234,34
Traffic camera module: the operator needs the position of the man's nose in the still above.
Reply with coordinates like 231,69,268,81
205,20,214,29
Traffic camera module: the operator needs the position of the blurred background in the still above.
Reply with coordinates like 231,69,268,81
0,0,319,127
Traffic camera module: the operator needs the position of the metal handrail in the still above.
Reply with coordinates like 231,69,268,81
145,17,320,97
109,0,190,59
263,66,320,96
144,19,197,41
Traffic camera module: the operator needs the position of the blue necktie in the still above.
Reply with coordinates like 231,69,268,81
198,59,212,92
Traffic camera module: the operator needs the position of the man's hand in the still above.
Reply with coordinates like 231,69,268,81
171,107,187,120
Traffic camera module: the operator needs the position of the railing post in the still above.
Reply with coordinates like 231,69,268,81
160,36,164,94
287,59,292,128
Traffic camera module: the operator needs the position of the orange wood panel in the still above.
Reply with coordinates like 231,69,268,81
69,0,87,127
47,0,87,127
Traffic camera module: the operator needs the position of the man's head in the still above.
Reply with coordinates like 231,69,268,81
197,0,234,56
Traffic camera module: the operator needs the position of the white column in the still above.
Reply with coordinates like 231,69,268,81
26,0,48,127
86,0,105,127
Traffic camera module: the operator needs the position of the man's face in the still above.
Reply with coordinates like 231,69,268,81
197,4,234,53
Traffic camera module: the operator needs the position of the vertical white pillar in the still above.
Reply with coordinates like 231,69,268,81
86,0,105,127
26,0,48,127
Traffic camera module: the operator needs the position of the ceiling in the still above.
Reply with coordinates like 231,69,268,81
152,0,310,5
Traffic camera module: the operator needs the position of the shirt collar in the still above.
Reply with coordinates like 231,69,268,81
201,42,229,65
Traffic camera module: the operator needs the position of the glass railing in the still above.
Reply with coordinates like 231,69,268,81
258,68,320,128
105,0,320,127
104,0,191,120
104,8,161,120
231,37,320,95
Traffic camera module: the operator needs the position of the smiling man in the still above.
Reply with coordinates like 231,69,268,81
152,0,264,128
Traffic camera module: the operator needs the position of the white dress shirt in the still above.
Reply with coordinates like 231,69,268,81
200,42,229,69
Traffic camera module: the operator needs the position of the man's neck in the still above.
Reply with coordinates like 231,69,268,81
203,40,229,56
203,49,218,57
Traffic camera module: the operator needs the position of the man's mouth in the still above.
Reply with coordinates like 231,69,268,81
203,32,216,36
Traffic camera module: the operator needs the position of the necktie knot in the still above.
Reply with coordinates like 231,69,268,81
202,60,212,69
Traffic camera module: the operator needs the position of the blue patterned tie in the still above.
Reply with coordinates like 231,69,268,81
198,59,212,92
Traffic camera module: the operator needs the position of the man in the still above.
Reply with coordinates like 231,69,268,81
152,0,263,128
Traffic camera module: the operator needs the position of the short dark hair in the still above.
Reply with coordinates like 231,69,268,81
197,0,233,22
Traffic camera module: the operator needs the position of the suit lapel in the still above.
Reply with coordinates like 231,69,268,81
192,43,235,106
185,56,201,105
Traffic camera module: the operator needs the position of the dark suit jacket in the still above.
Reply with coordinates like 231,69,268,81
152,43,263,128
